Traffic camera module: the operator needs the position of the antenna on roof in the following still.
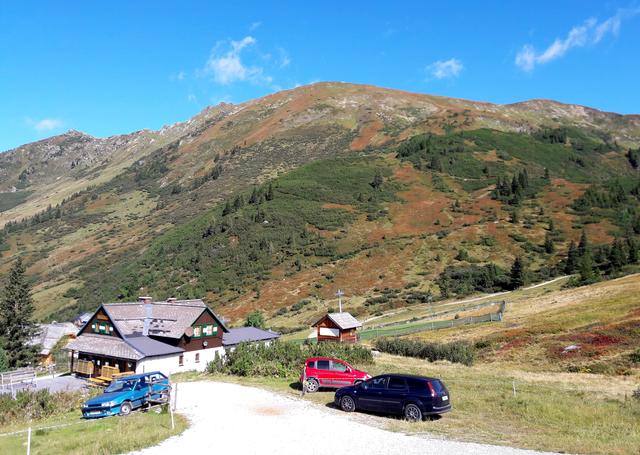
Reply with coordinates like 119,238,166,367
336,289,344,313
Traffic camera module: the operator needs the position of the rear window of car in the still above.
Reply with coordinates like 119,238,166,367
330,361,348,372
430,380,446,394
316,360,330,370
406,378,427,390
306,361,316,368
388,377,407,390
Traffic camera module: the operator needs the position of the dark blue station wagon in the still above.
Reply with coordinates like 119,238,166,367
334,374,451,421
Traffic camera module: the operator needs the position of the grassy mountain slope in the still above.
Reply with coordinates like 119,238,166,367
0,82,639,324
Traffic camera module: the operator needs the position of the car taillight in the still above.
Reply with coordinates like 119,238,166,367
427,381,436,398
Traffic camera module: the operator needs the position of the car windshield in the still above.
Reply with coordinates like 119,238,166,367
105,380,136,393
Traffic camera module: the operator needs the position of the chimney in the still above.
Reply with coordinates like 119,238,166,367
139,297,153,336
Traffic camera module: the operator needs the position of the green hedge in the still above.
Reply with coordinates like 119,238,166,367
207,341,373,378
374,338,475,366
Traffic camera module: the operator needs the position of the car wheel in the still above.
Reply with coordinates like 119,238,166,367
340,395,356,413
120,401,132,416
305,378,319,393
404,403,422,422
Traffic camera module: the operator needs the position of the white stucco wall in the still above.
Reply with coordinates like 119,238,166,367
136,347,224,375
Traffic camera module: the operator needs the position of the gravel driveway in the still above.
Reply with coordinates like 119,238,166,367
130,381,557,455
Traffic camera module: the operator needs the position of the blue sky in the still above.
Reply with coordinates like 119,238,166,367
1,1,639,152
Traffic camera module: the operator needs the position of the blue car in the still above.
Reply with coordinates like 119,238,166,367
82,371,169,418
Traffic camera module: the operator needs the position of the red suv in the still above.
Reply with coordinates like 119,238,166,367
300,357,371,393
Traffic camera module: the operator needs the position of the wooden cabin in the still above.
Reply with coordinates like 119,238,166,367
66,297,229,377
312,312,362,343
29,322,77,365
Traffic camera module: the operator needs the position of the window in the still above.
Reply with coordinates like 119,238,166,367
306,361,315,369
316,360,330,370
195,353,200,363
406,378,427,390
368,377,387,390
91,321,113,335
192,324,218,338
388,377,407,390
430,380,446,394
179,355,184,366
330,361,348,372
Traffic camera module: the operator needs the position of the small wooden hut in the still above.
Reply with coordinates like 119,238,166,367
312,312,362,343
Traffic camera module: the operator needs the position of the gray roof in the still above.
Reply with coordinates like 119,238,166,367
223,327,280,346
313,312,362,330
99,299,228,339
75,312,93,324
66,333,184,360
29,323,78,355
66,334,146,360
125,335,184,357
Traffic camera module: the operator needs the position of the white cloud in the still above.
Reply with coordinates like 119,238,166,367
277,47,291,68
26,117,64,132
249,21,262,31
203,36,268,85
516,8,640,71
427,58,464,80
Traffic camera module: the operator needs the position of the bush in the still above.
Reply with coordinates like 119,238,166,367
0,389,91,426
633,387,640,401
374,338,475,366
208,341,373,378
244,310,265,328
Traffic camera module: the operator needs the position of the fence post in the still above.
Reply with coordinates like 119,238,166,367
173,382,178,412
26,426,31,455
169,391,175,431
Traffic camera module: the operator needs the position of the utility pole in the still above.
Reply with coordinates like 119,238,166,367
336,289,344,313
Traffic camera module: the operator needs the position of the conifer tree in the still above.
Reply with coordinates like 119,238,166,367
608,239,627,271
510,256,527,289
266,183,274,201
0,258,39,368
544,232,555,254
565,241,578,274
249,187,259,204
578,249,596,283
627,238,639,264
430,155,443,172
578,229,589,256
370,170,384,189
0,347,8,372
233,194,244,211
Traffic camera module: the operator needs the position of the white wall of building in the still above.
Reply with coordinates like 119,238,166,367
136,347,224,375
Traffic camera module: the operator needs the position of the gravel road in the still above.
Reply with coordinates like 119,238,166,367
130,381,557,455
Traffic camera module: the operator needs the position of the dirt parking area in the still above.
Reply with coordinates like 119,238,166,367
129,381,556,455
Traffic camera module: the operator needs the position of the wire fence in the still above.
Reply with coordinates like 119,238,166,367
0,381,179,455
368,300,505,330
359,308,504,340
